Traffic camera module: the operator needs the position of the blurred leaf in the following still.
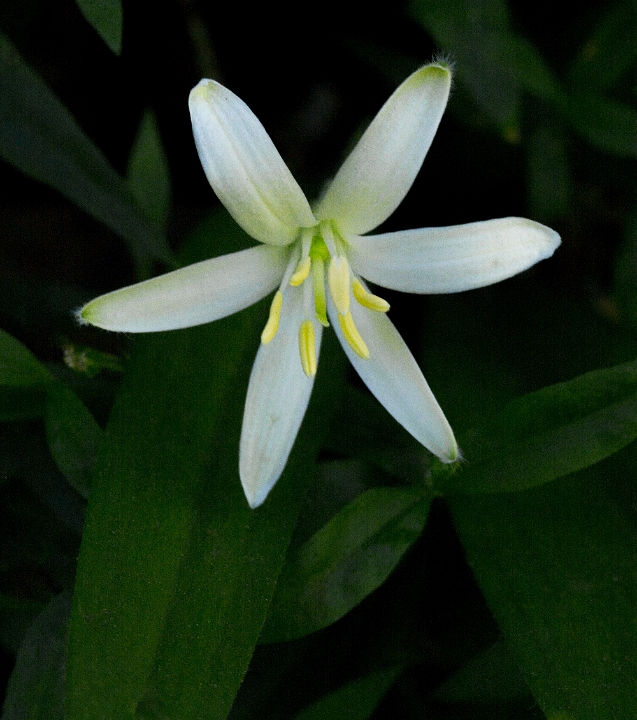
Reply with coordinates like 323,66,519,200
65,209,346,720
261,486,431,643
527,120,570,221
435,359,637,494
0,33,171,276
410,0,520,127
614,205,637,328
1,591,71,720
0,328,52,420
126,110,171,230
292,666,402,720
433,638,530,704
563,91,637,157
44,383,103,499
74,0,122,55
0,328,52,386
0,593,47,655
568,0,637,91
323,385,428,482
448,462,637,719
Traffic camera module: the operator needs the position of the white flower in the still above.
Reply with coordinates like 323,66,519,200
78,63,560,508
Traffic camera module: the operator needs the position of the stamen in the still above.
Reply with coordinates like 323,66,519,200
299,319,317,377
289,256,311,286
261,291,283,344
328,256,351,315
352,279,390,312
338,312,369,359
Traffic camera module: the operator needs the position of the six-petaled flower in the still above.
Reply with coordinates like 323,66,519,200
78,63,560,508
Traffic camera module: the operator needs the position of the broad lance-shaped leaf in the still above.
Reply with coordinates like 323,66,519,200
433,638,532,704
435,359,637,494
0,32,170,275
74,0,122,55
292,666,402,720
260,486,431,643
2,591,71,720
448,461,637,719
65,210,347,720
126,109,171,230
44,383,103,499
0,328,52,421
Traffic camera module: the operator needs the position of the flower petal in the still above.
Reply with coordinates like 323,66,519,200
240,289,321,508
315,63,451,235
78,245,288,332
328,293,458,462
189,80,316,246
347,218,561,294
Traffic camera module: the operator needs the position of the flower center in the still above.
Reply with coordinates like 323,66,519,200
260,220,390,378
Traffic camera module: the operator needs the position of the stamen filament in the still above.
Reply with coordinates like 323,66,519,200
352,278,390,312
328,256,351,315
261,291,283,344
338,312,369,359
289,256,311,286
299,319,317,377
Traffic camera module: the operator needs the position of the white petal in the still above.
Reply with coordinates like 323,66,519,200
347,218,561,294
315,64,451,235
189,80,316,246
78,245,288,332
240,289,321,508
329,294,457,462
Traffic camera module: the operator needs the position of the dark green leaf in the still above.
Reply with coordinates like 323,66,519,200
2,591,71,720
0,328,51,386
527,120,570,221
568,0,637,91
293,666,402,720
126,110,171,230
0,593,47,655
433,638,531,704
448,463,637,719
65,210,346,720
44,383,103,498
74,0,123,55
435,360,637,494
0,33,170,275
261,487,431,642
562,91,637,157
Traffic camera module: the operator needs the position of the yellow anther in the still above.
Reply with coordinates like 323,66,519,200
338,312,369,359
352,279,390,312
298,319,317,377
261,291,283,344
328,256,351,315
289,256,311,286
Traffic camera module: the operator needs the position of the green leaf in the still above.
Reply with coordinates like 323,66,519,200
435,360,637,494
292,666,402,720
568,0,637,91
2,592,71,720
410,0,520,128
0,328,52,386
260,487,431,643
0,33,171,276
433,638,531,704
44,383,103,499
448,463,637,719
0,593,48,654
126,110,171,230
614,205,637,329
527,119,570,221
65,209,346,720
562,91,637,157
74,0,123,55
0,328,52,420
